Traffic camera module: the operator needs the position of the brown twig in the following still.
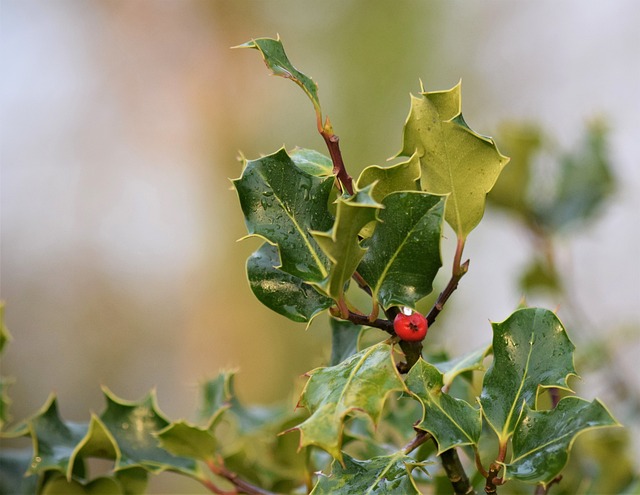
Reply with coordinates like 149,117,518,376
440,448,476,495
426,258,470,327
533,476,563,495
206,458,276,495
484,462,504,494
403,429,433,454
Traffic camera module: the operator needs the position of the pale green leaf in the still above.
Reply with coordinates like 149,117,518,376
247,243,333,323
311,452,421,495
312,185,382,300
41,475,123,495
399,81,509,239
198,372,233,428
293,342,407,461
290,148,333,177
233,148,334,283
406,359,481,453
358,191,444,309
157,421,217,461
505,397,620,485
480,308,576,442
356,154,421,203
433,343,491,389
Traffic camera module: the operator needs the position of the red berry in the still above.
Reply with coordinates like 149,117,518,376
393,312,428,342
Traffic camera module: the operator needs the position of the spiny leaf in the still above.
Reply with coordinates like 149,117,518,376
247,243,333,323
198,372,234,428
236,36,321,115
292,342,407,461
433,343,491,389
406,359,481,453
330,318,361,366
312,185,382,301
505,397,620,485
399,81,509,240
358,191,444,309
27,395,88,477
480,308,576,442
233,148,335,283
156,421,217,462
356,154,421,203
311,452,421,495
99,388,197,475
41,475,123,495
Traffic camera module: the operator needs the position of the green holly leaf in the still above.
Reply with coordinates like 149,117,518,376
480,308,576,442
156,421,217,462
292,342,407,461
27,395,89,477
198,372,234,428
247,243,333,323
0,448,38,495
312,185,382,301
330,318,361,366
290,148,333,177
533,121,614,231
505,397,620,485
358,191,444,309
406,359,481,453
236,36,321,116
233,148,335,283
399,81,509,240
0,302,10,354
311,452,421,495
433,343,491,390
356,154,421,203
99,388,197,475
41,475,123,495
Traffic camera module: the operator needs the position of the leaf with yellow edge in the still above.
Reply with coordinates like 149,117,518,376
399,81,509,240
291,342,407,462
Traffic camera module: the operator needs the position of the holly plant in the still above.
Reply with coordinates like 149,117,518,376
0,37,623,495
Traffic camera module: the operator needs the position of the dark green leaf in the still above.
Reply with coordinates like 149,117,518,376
293,342,407,461
358,192,444,309
406,359,481,452
399,81,509,239
330,318,361,366
480,308,576,442
236,37,322,114
27,395,88,477
312,185,382,301
0,448,38,495
311,452,421,494
99,388,197,475
247,243,333,323
506,397,619,485
233,148,334,283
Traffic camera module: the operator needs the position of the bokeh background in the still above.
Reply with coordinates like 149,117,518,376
2,1,639,493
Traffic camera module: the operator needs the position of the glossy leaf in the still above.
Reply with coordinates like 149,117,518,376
28,395,88,477
330,318,361,366
312,185,382,300
358,191,444,309
505,397,619,485
99,388,197,475
292,342,407,461
41,475,122,495
233,148,334,283
356,154,421,203
406,359,481,453
311,452,421,495
480,308,576,442
290,148,333,177
433,343,491,389
0,448,38,495
247,243,333,323
399,81,509,239
236,37,321,114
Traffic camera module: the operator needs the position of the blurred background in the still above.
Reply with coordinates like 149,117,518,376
2,1,639,493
